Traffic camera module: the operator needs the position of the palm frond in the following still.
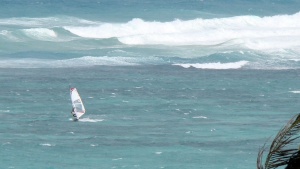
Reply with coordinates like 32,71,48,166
257,144,266,169
257,113,300,169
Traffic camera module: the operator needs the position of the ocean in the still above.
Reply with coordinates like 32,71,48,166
1,0,300,169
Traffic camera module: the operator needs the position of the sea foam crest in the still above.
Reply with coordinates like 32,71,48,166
22,28,57,41
0,30,20,41
0,16,96,27
79,118,104,123
174,61,249,69
64,12,300,50
0,56,158,68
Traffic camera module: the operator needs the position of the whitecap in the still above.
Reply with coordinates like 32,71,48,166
2,142,11,146
90,144,98,147
174,61,248,69
22,28,57,41
192,116,207,119
40,143,54,147
0,56,143,68
79,118,104,123
63,13,300,49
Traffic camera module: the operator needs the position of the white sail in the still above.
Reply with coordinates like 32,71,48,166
70,88,85,120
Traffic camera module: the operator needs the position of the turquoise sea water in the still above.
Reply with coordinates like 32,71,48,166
1,1,300,169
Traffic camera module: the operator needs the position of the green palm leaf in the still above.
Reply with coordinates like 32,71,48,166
257,114,300,169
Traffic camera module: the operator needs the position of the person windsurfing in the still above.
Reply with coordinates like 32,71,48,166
71,107,77,121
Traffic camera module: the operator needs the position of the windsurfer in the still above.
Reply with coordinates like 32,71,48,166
71,107,77,118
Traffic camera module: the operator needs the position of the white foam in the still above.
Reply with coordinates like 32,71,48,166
0,56,149,68
289,91,300,94
2,14,300,51
0,16,97,27
192,116,208,119
63,12,300,50
2,142,11,145
79,118,104,123
0,30,8,36
174,61,248,69
40,143,54,147
90,144,98,147
0,17,97,42
22,28,57,41
0,30,21,41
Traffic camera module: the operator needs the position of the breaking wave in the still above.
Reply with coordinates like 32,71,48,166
0,16,96,28
1,13,300,51
63,12,300,51
0,56,165,68
1,13,300,69
22,28,57,41
174,61,249,69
